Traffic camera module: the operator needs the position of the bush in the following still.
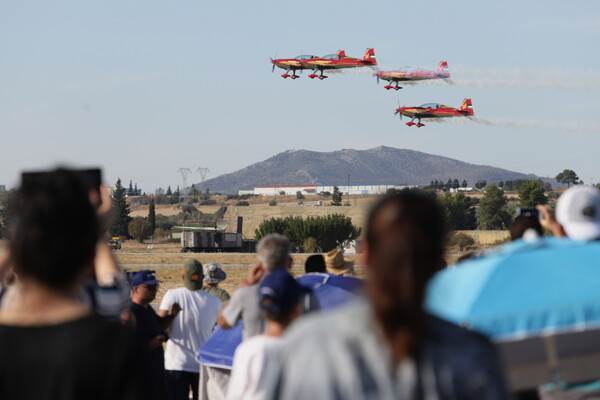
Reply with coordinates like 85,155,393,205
448,232,475,249
303,237,318,253
235,201,250,206
128,219,152,243
199,199,217,205
269,200,277,206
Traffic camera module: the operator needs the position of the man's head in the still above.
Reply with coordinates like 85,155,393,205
258,269,303,326
364,191,446,342
304,254,326,274
131,270,161,306
9,168,99,290
203,262,226,285
182,259,204,290
256,233,292,272
556,185,600,240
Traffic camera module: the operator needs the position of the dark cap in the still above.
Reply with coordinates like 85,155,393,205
131,270,161,287
258,270,303,314
183,259,204,291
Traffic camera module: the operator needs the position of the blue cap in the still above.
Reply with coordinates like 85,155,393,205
131,270,161,287
258,270,303,314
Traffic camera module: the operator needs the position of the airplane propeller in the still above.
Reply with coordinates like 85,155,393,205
270,52,278,73
394,100,403,121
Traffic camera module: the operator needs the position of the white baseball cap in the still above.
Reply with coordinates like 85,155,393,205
556,185,600,240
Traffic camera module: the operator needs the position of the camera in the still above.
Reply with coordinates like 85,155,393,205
516,207,540,219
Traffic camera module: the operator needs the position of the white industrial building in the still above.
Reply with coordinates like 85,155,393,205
240,184,417,196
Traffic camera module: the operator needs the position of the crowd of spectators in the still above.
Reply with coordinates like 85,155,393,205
2,167,600,399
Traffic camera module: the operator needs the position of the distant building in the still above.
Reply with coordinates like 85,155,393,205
240,184,417,196
108,187,142,197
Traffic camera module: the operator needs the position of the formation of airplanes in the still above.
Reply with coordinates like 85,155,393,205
270,48,474,127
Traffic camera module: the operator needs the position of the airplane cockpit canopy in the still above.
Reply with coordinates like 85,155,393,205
322,54,338,60
420,103,441,109
295,55,317,60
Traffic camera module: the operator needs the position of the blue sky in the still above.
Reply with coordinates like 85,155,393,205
1,1,599,191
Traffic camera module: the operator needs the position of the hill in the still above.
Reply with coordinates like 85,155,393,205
200,146,538,194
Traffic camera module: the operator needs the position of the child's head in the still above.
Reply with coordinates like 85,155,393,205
258,269,304,326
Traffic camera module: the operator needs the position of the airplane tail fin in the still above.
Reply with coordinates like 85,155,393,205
336,50,346,59
436,61,450,77
363,48,376,65
460,98,474,115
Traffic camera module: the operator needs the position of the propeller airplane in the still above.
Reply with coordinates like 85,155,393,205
271,54,319,79
395,98,474,127
301,48,377,80
376,61,451,90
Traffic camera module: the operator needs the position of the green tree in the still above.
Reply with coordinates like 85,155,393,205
478,185,511,230
556,169,579,187
127,180,134,196
303,237,318,253
331,186,342,206
437,192,477,231
518,179,548,207
109,179,132,238
461,180,468,188
166,186,172,195
296,191,305,200
128,218,152,243
475,180,487,190
148,199,156,233
255,214,360,252
498,180,504,188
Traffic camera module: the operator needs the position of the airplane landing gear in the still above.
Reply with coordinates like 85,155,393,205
384,85,402,90
406,118,424,127
309,71,328,80
282,71,300,79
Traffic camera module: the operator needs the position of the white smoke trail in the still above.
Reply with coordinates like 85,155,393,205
431,117,600,133
450,65,600,92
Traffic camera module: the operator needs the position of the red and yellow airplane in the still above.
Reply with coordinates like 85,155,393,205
376,61,451,90
302,48,377,80
395,98,474,127
271,54,320,79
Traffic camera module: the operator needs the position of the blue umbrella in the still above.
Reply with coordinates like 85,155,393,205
425,238,600,390
425,237,600,340
198,273,363,368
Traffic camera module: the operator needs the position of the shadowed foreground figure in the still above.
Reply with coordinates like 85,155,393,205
0,169,151,400
263,191,507,400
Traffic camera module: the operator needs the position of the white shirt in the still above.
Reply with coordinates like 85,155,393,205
227,335,282,400
159,287,222,372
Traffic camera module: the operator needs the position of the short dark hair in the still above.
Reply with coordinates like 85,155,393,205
9,169,99,289
304,254,326,273
261,305,298,325
365,191,446,351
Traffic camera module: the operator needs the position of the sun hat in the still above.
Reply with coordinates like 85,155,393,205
203,262,227,284
258,269,304,314
324,248,354,275
131,270,161,287
556,185,600,240
182,259,204,290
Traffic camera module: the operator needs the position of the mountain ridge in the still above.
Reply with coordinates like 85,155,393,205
199,146,538,193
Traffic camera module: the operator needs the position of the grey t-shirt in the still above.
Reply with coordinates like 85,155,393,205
221,284,263,341
222,280,321,342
